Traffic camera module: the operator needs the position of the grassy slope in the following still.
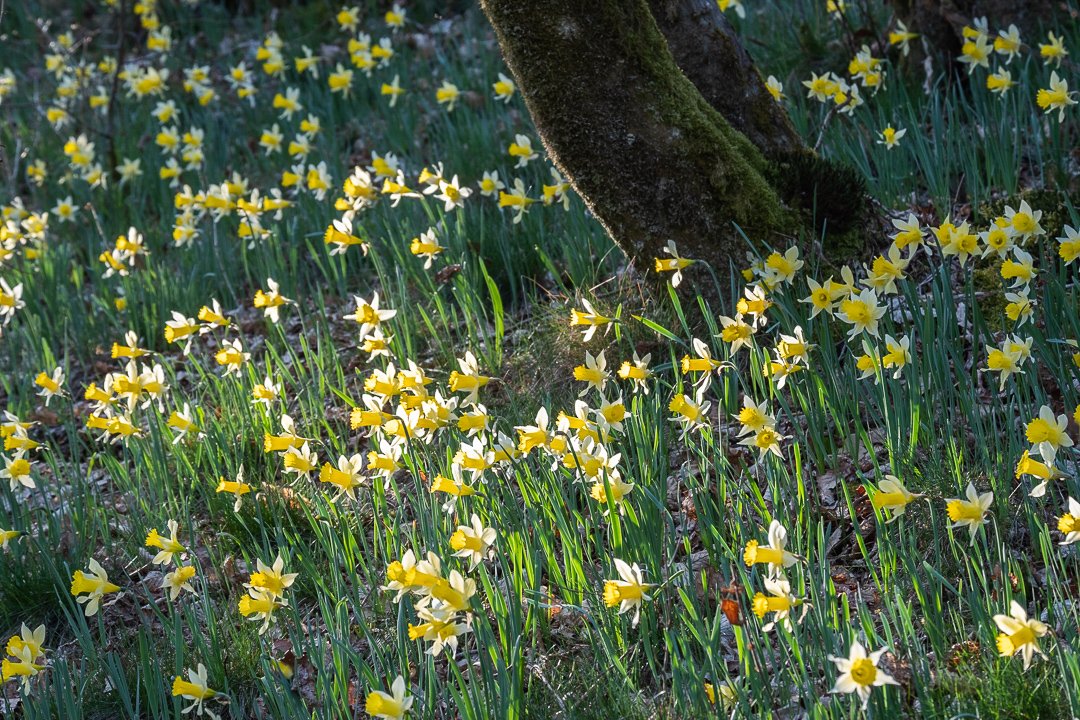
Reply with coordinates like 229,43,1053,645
0,1,1079,718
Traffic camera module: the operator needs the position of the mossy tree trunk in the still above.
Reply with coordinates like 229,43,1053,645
647,0,804,157
891,0,1058,61
479,0,816,294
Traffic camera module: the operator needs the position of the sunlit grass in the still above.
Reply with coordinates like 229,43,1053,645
1,1,1079,718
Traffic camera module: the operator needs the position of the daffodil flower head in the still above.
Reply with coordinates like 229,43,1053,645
743,520,800,577
1057,497,1080,545
366,674,414,720
994,600,1049,670
70,558,121,616
829,640,899,708
603,558,653,627
869,475,921,523
945,483,993,545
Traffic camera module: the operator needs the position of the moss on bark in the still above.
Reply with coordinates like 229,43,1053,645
647,0,803,158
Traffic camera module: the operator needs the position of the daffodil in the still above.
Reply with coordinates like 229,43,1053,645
669,388,711,436
569,299,612,342
603,558,653,627
959,35,992,72
247,554,297,599
1025,405,1072,462
837,288,886,339
430,466,476,514
743,520,800,577
162,565,197,601
752,575,806,632
1058,225,1080,263
1004,288,1036,326
146,519,186,565
654,240,694,287
2,644,45,690
765,75,784,101
318,454,366,499
803,71,840,101
347,292,397,340
283,442,318,479
590,475,635,514
888,19,918,55
830,641,899,708
1037,72,1077,121
0,527,20,548
740,425,788,460
719,313,755,353
478,170,505,197
216,466,251,511
993,25,1022,63
1039,31,1068,67
877,125,906,149
324,216,367,256
70,558,121,616
366,675,413,720
994,600,1048,670
449,514,497,570
1057,497,1080,545
945,483,993,545
703,680,737,709
497,177,536,222
172,663,219,718
407,606,471,656
763,246,803,286
34,367,65,405
987,68,1015,95
801,277,835,318
869,475,921,523
680,337,727,381
981,220,1016,257
508,134,538,167
448,351,490,405
617,352,653,393
717,0,745,18
1004,201,1045,241
327,63,353,96
1,454,34,491
435,81,460,111
435,175,471,212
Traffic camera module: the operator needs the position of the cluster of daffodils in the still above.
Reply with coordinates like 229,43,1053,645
0,0,577,349
802,43,886,116
238,555,297,634
80,331,167,444
743,520,808,633
1,625,47,694
1016,405,1074,499
382,539,489,658
636,190,1080,705
4,1,1080,715
956,19,1075,119
1,409,44,495
146,520,197,601
773,15,1075,150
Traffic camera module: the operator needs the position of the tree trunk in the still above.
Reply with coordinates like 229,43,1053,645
479,0,817,295
647,0,803,158
891,0,1059,61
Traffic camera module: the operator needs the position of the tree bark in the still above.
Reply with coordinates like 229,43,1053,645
479,0,807,294
647,0,803,158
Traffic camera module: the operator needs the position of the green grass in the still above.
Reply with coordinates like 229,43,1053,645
1,0,1080,718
